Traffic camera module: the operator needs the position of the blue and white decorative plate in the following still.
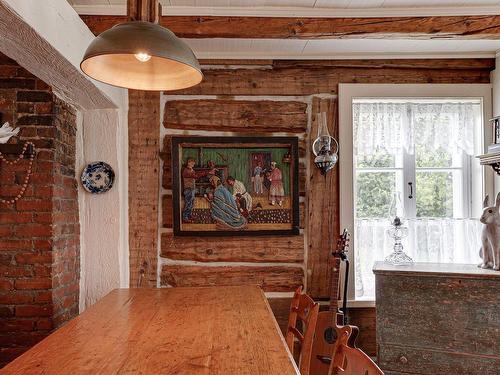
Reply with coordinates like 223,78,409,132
81,161,115,194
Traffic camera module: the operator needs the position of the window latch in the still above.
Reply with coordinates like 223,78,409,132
408,182,413,199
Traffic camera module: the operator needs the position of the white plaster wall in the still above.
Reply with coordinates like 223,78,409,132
77,107,129,310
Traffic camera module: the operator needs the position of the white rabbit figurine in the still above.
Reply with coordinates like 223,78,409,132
479,193,500,270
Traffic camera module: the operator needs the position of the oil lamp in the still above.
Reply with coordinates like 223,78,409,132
312,112,338,176
385,192,413,265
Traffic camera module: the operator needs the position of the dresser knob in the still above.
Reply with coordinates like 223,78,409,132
399,355,408,364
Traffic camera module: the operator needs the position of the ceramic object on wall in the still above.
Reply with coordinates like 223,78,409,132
81,161,115,194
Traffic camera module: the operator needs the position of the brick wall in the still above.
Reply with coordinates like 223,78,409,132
0,53,79,367
51,98,79,327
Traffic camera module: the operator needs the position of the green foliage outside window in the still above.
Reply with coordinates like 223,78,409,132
356,145,456,219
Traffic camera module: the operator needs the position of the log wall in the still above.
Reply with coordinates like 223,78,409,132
127,58,494,356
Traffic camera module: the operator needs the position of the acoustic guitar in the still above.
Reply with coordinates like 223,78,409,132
309,229,352,375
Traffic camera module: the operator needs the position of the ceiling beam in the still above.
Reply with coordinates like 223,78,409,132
196,59,495,70
80,14,500,40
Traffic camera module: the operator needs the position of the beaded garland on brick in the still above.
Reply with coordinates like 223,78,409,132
0,141,35,204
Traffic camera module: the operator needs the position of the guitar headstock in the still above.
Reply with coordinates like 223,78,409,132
333,228,350,260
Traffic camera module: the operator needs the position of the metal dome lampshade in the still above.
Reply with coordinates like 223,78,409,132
80,21,203,91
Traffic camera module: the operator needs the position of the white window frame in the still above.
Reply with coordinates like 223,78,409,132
339,84,494,305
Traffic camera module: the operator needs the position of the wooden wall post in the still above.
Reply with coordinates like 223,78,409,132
128,90,160,287
127,0,161,23
307,97,340,298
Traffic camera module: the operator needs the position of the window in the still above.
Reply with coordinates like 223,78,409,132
339,84,493,303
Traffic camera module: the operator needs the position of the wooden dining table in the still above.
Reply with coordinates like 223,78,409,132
1,285,299,375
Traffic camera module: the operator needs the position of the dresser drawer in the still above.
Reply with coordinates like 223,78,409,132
378,344,500,375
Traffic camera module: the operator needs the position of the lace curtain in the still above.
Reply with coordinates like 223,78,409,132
353,100,481,300
353,102,476,156
355,218,482,300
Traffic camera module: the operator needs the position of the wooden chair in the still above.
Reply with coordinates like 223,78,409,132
286,287,320,375
328,325,384,375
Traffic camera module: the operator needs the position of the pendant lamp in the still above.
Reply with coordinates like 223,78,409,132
80,0,202,91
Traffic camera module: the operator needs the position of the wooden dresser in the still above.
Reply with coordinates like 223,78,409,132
374,262,500,375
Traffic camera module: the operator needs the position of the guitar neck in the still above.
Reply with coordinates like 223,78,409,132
328,256,342,313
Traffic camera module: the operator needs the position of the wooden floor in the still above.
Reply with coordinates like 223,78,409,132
2,286,299,375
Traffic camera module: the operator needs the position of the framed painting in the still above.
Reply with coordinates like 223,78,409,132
172,136,300,236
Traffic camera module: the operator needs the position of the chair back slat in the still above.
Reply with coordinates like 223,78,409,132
286,287,320,375
328,326,384,375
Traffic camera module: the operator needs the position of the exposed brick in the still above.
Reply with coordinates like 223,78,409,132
33,291,51,303
35,80,51,91
0,78,35,89
0,292,33,305
0,226,13,237
14,252,52,265
15,278,52,290
34,102,53,114
0,280,13,290
35,318,52,331
16,102,34,113
33,240,52,251
14,224,52,238
15,199,52,212
16,115,53,126
0,266,32,278
0,320,34,332
0,66,17,77
0,212,32,224
33,265,51,277
0,55,79,368
0,307,13,318
16,91,52,103
0,240,32,251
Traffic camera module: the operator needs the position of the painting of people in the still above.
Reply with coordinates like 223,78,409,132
172,136,299,236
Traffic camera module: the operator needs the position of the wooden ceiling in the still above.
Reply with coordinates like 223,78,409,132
81,14,500,40
73,1,500,58
68,0,500,8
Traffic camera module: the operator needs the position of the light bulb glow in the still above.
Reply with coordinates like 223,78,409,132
134,52,151,62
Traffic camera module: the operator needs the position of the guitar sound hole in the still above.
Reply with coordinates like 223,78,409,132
324,327,337,344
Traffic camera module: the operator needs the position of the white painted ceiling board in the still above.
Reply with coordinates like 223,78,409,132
69,0,500,6
183,37,500,58
304,39,500,54
185,38,307,55
171,0,316,5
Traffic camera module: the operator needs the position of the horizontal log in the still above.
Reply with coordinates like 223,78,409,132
81,15,500,40
170,67,490,96
272,58,495,71
160,264,304,292
163,99,308,133
161,233,304,263
162,195,172,228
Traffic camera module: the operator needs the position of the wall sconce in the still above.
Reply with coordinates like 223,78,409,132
312,112,339,176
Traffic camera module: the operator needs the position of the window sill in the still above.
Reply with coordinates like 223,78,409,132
345,300,376,308
319,300,376,308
